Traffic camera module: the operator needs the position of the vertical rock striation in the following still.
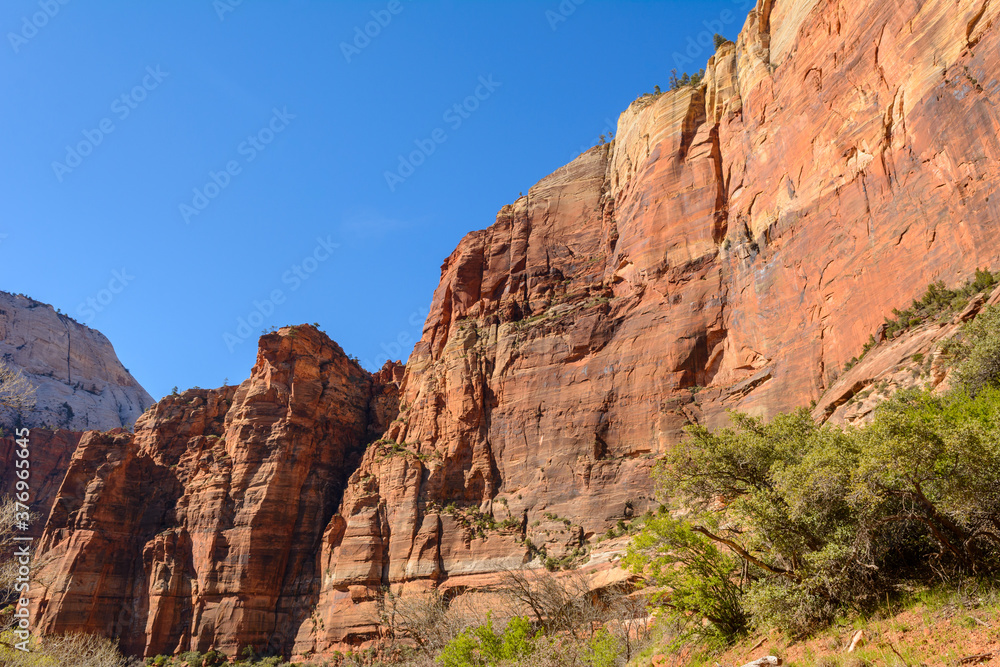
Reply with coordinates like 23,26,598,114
23,0,1000,659
300,0,1000,651
30,327,399,658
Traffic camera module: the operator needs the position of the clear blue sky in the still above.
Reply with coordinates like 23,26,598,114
0,0,745,400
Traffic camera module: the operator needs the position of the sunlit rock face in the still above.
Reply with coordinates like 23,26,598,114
30,327,399,657
0,290,154,431
25,0,1000,659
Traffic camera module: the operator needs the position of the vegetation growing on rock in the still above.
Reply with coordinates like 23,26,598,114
627,312,1000,653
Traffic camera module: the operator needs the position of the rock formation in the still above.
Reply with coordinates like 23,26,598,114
21,0,1000,660
0,429,82,539
30,327,400,656
0,291,154,431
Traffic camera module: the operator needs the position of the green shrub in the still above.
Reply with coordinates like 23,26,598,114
851,387,1000,574
954,305,1000,395
203,649,228,667
668,68,706,90
625,514,748,645
179,652,204,667
845,268,998,371
585,628,620,667
437,615,537,667
628,372,1000,642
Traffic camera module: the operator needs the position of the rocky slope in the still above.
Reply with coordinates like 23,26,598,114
0,291,154,431
23,0,1000,660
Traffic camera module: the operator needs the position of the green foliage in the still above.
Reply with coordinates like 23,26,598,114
624,514,748,644
179,652,204,667
669,68,706,90
953,305,1000,395
144,651,298,667
201,650,226,667
852,387,1000,573
630,361,1000,641
845,269,999,371
497,516,521,531
585,628,621,667
713,33,728,49
437,615,537,667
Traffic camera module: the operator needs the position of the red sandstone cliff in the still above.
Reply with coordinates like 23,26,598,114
30,327,400,657
23,0,1000,660
0,429,82,540
301,0,1000,653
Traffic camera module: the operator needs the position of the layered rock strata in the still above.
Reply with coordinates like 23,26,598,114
24,0,1000,659
300,0,1000,652
30,328,399,657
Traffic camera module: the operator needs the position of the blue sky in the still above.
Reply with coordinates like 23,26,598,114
0,0,746,400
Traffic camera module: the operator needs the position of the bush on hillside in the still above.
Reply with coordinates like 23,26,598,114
625,513,747,646
669,68,706,90
0,630,132,667
628,346,1000,640
953,305,1000,395
437,616,536,667
844,268,998,371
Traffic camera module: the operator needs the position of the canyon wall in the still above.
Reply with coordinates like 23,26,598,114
30,328,400,657
24,0,1000,660
0,291,154,431
0,429,82,539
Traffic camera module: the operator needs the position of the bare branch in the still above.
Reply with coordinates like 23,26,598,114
0,359,35,413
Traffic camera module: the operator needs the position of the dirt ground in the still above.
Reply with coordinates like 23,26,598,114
642,599,999,667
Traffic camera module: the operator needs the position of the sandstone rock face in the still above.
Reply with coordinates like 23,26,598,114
24,0,1000,660
0,291,154,431
30,327,398,658
0,429,83,539
299,0,1000,652
814,283,1000,426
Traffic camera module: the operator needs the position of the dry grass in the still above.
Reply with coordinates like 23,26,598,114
0,630,132,666
631,585,1000,667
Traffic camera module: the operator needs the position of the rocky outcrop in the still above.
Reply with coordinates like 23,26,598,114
0,291,154,431
814,283,1000,426
23,0,1000,660
30,327,399,658
297,0,1000,653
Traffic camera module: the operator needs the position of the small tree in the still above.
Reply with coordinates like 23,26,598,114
954,304,1000,395
377,586,493,658
669,68,705,90
852,388,1000,575
437,615,537,667
713,33,728,50
0,631,130,666
497,568,600,638
625,513,747,646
